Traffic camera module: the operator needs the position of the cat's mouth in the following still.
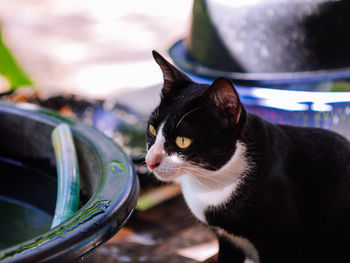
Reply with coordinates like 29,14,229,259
151,160,184,182
151,166,180,183
146,154,185,183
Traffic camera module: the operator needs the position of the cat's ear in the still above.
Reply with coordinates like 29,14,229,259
205,77,243,126
152,50,192,96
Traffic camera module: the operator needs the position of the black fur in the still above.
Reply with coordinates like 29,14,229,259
206,114,350,263
148,51,350,263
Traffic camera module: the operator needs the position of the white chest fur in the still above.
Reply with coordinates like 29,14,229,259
180,141,251,223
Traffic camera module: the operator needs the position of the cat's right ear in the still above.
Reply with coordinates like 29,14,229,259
152,50,192,96
204,77,244,127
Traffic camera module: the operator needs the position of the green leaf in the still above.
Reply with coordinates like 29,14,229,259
0,25,33,90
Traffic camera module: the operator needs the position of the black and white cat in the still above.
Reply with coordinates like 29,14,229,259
145,51,350,263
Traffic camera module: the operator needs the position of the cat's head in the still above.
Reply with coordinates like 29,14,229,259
145,51,247,182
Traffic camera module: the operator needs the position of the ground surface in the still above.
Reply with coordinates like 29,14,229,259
83,195,218,263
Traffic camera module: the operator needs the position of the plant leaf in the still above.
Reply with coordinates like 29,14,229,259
0,25,33,90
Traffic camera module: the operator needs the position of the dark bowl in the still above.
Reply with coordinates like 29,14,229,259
170,0,350,87
0,101,139,263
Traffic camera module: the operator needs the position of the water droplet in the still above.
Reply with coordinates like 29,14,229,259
110,161,126,173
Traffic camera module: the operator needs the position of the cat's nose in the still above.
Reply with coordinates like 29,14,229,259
147,160,161,170
146,154,162,170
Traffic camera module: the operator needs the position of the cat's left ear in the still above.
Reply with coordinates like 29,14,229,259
205,77,243,126
152,50,192,96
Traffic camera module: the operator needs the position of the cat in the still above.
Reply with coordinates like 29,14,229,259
145,50,350,263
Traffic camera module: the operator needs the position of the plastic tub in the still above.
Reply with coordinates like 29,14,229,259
0,101,139,263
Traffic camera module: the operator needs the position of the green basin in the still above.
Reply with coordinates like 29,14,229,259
0,101,139,262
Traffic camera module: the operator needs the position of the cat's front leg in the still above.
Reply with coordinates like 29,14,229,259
217,236,246,263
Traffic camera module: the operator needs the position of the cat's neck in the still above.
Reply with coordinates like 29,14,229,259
180,141,251,223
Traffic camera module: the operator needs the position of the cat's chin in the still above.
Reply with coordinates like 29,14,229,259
146,153,185,183
152,169,181,183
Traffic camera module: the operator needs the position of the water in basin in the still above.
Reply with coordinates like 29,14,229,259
0,157,55,250
0,197,52,250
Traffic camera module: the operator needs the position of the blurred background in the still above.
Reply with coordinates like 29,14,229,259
2,0,350,262
0,0,192,114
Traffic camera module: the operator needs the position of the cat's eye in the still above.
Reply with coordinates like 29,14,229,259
149,124,157,137
176,136,192,149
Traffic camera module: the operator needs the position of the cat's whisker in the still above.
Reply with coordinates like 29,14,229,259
179,167,213,191
181,164,234,188
192,172,228,185
190,176,211,191
176,107,201,128
193,174,228,188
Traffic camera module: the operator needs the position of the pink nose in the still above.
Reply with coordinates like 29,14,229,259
146,154,162,170
147,160,161,170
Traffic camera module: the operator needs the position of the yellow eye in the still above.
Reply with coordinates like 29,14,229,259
149,124,157,136
176,136,192,149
